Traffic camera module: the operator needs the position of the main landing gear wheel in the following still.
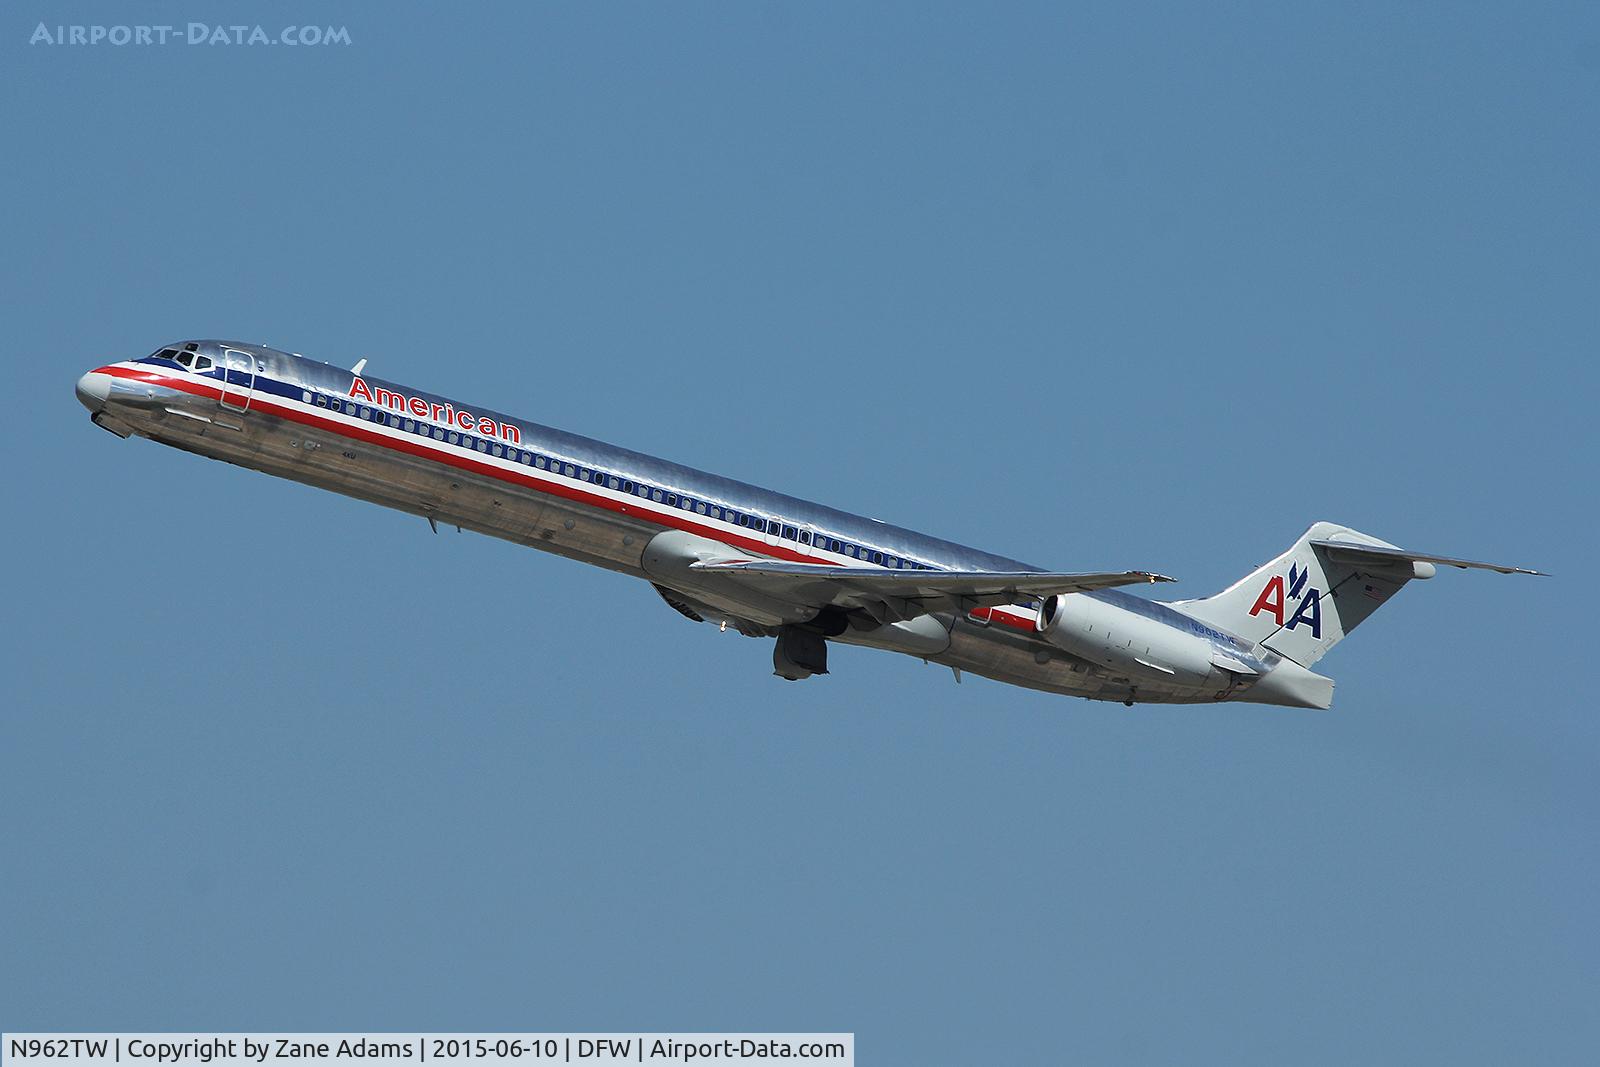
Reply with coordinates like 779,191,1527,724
773,625,828,681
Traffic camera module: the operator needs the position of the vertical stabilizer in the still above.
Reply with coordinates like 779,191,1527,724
1165,522,1420,668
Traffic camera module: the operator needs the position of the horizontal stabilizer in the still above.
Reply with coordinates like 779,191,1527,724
1309,540,1546,576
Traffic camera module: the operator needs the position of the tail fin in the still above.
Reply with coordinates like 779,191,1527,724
1165,521,1542,668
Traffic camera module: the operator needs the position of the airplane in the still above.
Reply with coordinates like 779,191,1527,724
74,341,1542,710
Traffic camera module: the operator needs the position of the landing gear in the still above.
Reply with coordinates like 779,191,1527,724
773,625,829,681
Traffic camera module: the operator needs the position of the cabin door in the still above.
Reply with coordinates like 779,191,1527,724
220,348,256,412
799,523,819,559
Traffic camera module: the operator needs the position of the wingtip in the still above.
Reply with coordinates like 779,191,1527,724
1143,572,1178,584
1468,563,1548,576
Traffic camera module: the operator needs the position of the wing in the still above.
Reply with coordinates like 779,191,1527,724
689,558,1174,624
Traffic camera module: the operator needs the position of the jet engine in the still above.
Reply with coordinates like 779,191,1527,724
1035,593,1219,685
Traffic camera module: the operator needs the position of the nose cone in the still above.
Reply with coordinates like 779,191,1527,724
75,371,112,412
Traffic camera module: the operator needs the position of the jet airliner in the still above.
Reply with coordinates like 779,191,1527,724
75,341,1540,709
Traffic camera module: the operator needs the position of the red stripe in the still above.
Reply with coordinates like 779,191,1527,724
970,605,1035,633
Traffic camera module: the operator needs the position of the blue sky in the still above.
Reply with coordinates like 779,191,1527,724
2,2,1596,1062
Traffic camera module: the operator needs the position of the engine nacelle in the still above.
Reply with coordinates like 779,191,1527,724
1036,593,1219,685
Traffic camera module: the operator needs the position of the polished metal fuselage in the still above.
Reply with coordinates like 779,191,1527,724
82,340,1245,704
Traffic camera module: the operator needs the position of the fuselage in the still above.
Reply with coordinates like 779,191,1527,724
75,340,1265,705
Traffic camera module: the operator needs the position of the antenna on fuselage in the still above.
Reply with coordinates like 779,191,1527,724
351,358,368,375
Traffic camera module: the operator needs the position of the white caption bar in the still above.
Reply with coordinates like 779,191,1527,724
2,1036,853,1067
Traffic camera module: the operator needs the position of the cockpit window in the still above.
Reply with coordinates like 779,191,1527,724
176,351,195,367
194,355,214,371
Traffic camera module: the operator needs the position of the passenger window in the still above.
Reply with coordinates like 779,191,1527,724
783,525,797,540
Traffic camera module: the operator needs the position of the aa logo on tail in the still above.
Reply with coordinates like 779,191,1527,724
1249,562,1322,638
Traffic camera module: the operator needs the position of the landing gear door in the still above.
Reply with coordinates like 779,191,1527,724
220,348,256,412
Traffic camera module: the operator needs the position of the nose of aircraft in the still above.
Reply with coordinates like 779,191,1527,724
75,370,113,412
